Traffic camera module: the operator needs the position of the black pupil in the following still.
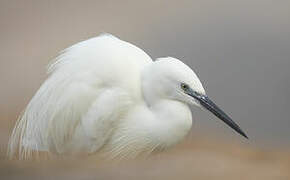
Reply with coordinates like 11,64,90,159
182,84,187,89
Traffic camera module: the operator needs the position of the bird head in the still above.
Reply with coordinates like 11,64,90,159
142,57,248,139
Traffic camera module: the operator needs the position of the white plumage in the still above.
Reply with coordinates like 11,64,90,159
8,34,247,160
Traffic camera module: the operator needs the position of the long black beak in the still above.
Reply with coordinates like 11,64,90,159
187,89,248,139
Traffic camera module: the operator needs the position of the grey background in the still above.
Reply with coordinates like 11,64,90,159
0,0,289,149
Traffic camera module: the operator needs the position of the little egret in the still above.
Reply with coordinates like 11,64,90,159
8,34,247,160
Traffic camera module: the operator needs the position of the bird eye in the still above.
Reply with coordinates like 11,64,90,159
181,83,189,91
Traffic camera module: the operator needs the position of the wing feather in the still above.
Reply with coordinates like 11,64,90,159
8,34,152,159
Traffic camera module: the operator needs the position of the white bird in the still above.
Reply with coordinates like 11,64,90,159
8,34,247,160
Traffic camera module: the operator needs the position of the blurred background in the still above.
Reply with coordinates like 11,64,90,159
0,0,290,179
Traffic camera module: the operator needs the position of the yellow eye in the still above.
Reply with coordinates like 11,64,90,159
181,83,188,90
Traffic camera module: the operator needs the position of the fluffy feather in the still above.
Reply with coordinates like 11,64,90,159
8,34,152,159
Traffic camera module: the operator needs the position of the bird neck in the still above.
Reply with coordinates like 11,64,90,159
140,63,192,147
141,62,165,107
148,99,193,148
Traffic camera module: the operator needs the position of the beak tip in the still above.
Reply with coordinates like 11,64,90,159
243,133,249,139
237,129,248,139
242,133,249,139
